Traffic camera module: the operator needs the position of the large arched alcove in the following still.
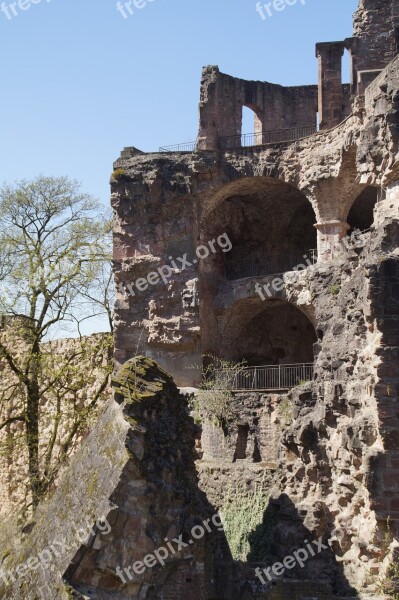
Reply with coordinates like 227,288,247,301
218,297,317,367
201,177,317,282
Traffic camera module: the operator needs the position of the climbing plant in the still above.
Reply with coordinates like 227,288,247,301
221,478,276,561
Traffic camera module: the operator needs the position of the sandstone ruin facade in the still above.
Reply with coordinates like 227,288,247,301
109,0,399,597
1,1,398,599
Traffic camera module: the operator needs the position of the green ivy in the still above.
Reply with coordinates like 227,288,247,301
221,479,275,561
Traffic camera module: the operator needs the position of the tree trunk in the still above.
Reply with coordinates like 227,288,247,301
25,351,42,508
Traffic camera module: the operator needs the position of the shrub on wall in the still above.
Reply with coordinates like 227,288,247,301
194,356,247,427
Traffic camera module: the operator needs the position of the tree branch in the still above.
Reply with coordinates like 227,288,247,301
0,415,26,431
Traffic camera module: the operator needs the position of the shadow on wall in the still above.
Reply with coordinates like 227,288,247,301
368,257,399,546
347,186,379,233
201,178,317,283
63,357,235,600
246,493,359,597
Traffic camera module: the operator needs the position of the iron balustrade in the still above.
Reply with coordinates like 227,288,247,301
215,363,314,391
158,126,317,153
159,141,197,152
226,249,317,281
219,126,317,150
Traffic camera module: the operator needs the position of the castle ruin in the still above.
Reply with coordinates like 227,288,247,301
2,1,398,599
108,0,399,597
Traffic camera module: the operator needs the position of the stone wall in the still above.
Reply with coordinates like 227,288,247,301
353,0,398,75
196,392,285,510
199,392,285,465
0,325,112,519
112,49,398,388
197,66,318,149
0,358,233,600
107,1,399,597
111,154,201,386
192,245,396,593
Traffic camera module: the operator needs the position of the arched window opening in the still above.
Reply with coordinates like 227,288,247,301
342,49,351,85
216,298,317,391
242,105,262,146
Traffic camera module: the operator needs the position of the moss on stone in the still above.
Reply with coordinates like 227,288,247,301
112,356,174,406
87,471,99,498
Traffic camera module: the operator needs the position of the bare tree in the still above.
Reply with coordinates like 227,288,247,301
0,176,113,507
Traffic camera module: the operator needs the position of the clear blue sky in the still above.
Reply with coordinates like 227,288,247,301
0,0,358,333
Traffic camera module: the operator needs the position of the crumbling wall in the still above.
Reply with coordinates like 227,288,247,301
0,357,233,600
193,212,397,596
109,3,399,596
111,155,201,386
0,326,112,520
112,50,399,390
353,0,398,74
197,66,318,150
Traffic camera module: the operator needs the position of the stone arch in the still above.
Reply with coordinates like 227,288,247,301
215,296,317,367
203,176,316,221
200,176,317,283
242,103,263,145
311,146,366,223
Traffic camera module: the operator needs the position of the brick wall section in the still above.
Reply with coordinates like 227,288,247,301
200,392,285,465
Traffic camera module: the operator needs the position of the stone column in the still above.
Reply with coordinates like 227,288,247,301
316,41,346,130
197,66,220,151
314,220,350,262
374,181,399,227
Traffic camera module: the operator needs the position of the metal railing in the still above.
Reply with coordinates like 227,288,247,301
159,141,197,152
158,126,317,153
215,363,314,391
219,126,317,150
226,249,317,281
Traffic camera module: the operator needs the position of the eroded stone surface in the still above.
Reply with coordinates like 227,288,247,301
1,357,232,600
110,2,399,597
